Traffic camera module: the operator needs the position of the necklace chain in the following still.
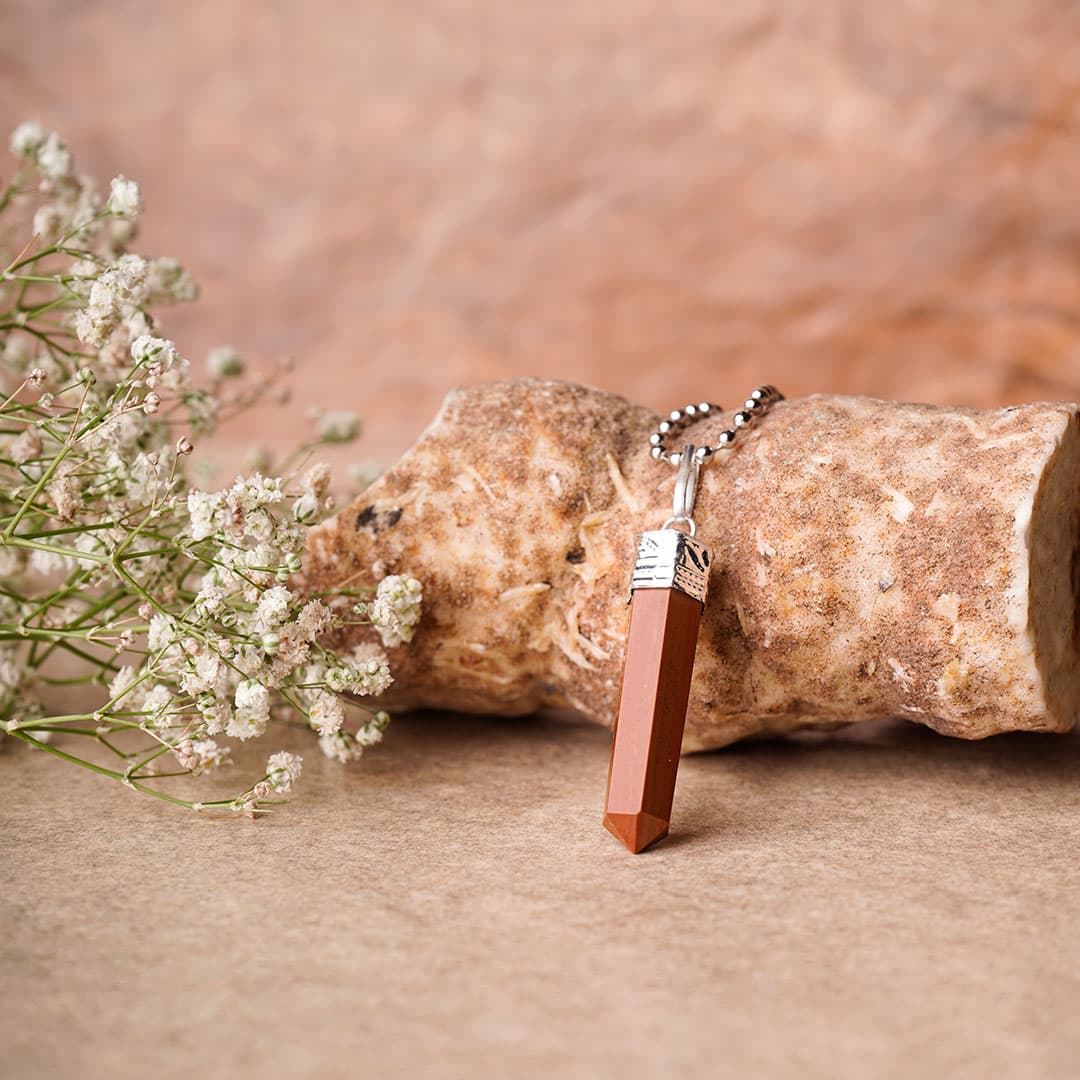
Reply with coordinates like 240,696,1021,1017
648,384,784,466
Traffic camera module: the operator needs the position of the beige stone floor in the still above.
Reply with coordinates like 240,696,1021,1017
4,712,1080,1079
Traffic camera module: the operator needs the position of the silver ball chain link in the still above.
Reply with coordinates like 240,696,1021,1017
652,385,784,534
648,385,784,466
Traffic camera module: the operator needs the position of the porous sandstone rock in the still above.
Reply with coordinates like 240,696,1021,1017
305,378,1080,750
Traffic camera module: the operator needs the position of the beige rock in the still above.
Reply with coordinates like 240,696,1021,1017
305,378,1080,750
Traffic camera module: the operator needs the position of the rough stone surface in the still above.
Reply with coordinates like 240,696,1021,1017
306,378,1080,750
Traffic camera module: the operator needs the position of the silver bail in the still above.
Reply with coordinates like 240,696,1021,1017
662,443,700,534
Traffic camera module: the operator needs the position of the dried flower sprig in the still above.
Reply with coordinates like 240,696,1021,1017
0,122,418,814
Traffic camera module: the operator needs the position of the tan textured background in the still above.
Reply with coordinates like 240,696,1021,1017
2,2,1080,1078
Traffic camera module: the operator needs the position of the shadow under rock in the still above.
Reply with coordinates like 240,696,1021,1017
719,714,1080,780
364,708,1080,854
386,707,1080,784
384,706,605,751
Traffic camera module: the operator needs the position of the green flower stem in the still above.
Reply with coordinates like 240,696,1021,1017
12,712,144,730
0,534,108,563
2,443,76,537
24,636,121,674
125,738,177,778
4,273,73,285
94,733,133,759
0,179,23,216
0,627,122,643
36,673,108,686
6,729,199,810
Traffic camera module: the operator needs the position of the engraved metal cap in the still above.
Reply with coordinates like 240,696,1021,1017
629,529,710,605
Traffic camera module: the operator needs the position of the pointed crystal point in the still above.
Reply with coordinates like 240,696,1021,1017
603,584,703,854
602,811,670,853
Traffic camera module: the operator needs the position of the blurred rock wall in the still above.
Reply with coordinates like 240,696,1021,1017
2,1,1079,457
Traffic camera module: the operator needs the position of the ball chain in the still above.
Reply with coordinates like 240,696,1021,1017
648,385,784,466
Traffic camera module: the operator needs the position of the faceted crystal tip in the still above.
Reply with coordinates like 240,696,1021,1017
602,811,670,854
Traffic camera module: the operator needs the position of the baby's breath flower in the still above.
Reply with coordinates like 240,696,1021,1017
0,655,25,711
10,120,45,158
308,690,345,737
0,121,419,815
115,253,149,295
230,679,271,740
29,547,73,576
266,750,302,795
147,613,176,653
322,648,394,697
74,259,149,348
293,491,319,523
175,737,228,772
31,204,63,243
131,335,178,368
368,574,423,648
36,132,74,182
318,729,363,763
179,651,225,698
317,411,361,443
253,585,292,631
47,473,80,522
186,489,222,541
356,652,394,695
3,334,33,369
297,599,334,641
303,462,332,498
106,175,143,219
324,666,354,693
207,345,244,379
146,256,197,303
108,665,139,704
138,683,173,728
9,427,42,465
347,460,384,491
354,718,387,749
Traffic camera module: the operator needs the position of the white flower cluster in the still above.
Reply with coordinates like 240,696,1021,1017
316,410,361,443
173,737,229,773
318,709,391,764
0,121,421,815
106,175,143,219
207,345,244,379
96,457,403,771
360,574,424,648
10,121,138,248
10,121,74,185
265,750,302,795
